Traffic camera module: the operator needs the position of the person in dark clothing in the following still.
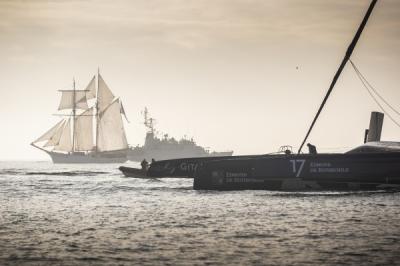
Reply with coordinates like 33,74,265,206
141,159,149,171
151,158,156,164
307,143,317,154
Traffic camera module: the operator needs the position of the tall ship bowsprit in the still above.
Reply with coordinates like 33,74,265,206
127,107,233,162
31,71,129,163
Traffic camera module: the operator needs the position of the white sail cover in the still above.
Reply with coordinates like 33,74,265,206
33,119,65,144
58,91,88,110
98,74,115,112
85,76,96,100
75,108,94,151
54,119,73,151
97,99,128,152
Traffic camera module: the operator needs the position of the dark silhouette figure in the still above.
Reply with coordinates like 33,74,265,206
141,159,149,171
307,143,317,154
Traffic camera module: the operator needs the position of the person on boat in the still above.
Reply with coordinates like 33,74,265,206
141,159,149,171
151,158,156,164
307,143,317,154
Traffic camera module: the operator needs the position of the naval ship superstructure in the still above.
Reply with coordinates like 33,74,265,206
127,108,233,161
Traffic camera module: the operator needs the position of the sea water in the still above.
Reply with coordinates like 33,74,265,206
1,161,400,265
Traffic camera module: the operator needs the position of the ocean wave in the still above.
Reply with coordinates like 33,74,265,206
0,169,24,175
0,169,112,177
24,171,109,176
254,190,400,198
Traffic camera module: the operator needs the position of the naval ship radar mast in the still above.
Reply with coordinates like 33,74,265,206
143,107,156,134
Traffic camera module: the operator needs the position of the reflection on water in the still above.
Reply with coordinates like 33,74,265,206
1,161,400,265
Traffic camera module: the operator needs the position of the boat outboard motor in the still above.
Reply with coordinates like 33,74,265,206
307,143,317,154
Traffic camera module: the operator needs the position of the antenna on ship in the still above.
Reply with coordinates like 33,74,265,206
297,0,378,154
143,107,149,127
143,107,156,134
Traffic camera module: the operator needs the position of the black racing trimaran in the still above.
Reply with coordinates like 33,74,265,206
122,0,400,190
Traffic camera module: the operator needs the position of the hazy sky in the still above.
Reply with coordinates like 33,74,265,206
1,0,400,160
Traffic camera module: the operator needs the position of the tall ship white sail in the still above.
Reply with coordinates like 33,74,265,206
32,72,129,163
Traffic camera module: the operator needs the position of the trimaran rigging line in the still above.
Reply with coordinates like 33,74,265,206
298,0,378,154
349,60,400,128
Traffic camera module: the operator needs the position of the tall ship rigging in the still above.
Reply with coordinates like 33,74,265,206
31,71,129,163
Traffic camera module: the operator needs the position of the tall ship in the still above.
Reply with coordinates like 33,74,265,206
127,108,233,161
32,71,129,163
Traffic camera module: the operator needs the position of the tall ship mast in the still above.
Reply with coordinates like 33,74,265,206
31,71,129,163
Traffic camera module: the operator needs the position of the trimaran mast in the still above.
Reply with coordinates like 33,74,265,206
297,0,378,154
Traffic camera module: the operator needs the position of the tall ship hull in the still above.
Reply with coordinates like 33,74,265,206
32,71,130,164
46,150,128,164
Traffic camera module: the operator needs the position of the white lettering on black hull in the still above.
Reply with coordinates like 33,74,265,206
309,162,350,174
180,162,198,172
290,159,306,177
225,178,263,183
226,172,248,178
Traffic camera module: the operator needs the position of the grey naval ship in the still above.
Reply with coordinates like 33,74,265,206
127,108,233,162
31,71,130,163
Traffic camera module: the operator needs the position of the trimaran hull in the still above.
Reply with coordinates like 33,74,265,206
193,153,400,191
135,153,400,190
191,0,387,191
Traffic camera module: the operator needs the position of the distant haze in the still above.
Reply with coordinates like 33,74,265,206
1,0,399,160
